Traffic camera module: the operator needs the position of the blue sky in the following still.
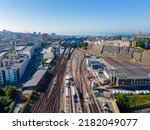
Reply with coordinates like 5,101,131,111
0,0,150,34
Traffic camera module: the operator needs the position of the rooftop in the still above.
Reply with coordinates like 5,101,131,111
102,57,145,69
15,46,26,51
15,46,34,51
23,70,47,88
87,58,99,62
45,59,52,64
103,56,150,79
24,46,33,51
0,57,27,70
0,52,7,57
105,67,150,79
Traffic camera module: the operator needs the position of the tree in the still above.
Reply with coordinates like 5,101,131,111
80,42,88,50
104,79,110,84
41,58,46,67
4,86,17,100
115,94,133,112
147,39,150,45
136,41,145,48
0,88,5,96
115,35,122,40
0,100,4,112
0,96,10,112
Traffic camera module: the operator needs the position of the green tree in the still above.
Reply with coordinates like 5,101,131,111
136,41,145,48
0,101,4,112
0,96,10,112
147,39,150,45
115,94,133,112
80,42,88,50
41,58,46,67
115,35,122,40
0,88,5,96
104,79,110,84
4,86,17,100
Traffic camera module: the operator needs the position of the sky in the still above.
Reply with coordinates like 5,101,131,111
0,0,150,34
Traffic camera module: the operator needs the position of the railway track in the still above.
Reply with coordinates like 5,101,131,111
70,49,87,113
79,50,100,113
32,49,68,113
76,49,100,113
32,47,100,113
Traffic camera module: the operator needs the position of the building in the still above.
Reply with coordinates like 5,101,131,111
23,46,35,59
100,57,143,69
22,70,50,91
0,45,38,84
0,52,7,61
122,37,134,42
91,63,103,69
44,59,53,69
42,33,49,41
0,71,4,84
86,58,103,70
0,46,35,84
0,54,29,84
51,33,56,37
15,45,35,59
102,57,150,86
104,67,150,86
118,41,136,47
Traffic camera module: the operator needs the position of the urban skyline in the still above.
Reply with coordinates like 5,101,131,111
0,0,150,33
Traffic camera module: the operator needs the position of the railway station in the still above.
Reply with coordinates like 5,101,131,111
101,57,150,86
22,70,50,92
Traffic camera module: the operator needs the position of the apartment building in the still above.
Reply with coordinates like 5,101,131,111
0,54,29,84
0,46,33,84
15,45,35,59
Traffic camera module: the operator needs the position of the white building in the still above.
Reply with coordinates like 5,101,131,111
0,53,29,84
15,45,35,59
0,71,4,84
23,46,35,59
18,57,30,78
4,69,18,83
0,44,39,85
0,52,7,61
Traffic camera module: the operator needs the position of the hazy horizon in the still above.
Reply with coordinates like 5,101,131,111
1,30,150,36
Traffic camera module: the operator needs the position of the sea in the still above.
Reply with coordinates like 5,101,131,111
56,32,146,36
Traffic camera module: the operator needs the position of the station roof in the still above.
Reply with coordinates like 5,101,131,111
23,70,47,88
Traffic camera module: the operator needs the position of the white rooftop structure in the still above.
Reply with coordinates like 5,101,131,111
45,59,52,64
15,46,26,51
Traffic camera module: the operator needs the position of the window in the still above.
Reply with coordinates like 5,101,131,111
139,80,141,84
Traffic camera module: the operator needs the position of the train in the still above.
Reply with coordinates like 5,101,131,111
64,75,77,113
